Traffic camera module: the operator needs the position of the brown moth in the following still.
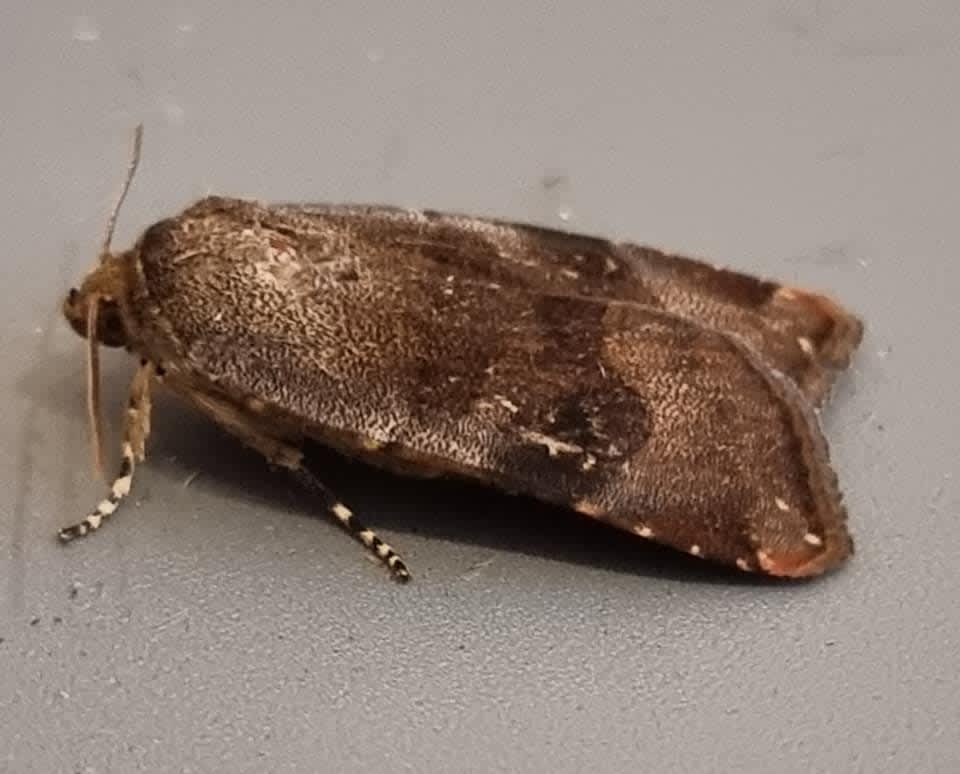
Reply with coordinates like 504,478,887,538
60,128,862,582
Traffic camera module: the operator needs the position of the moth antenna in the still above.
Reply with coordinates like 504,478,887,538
86,296,106,480
99,123,143,262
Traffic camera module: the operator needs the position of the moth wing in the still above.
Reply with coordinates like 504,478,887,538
266,201,863,405
136,205,852,577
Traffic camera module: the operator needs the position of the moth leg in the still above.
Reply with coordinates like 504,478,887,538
293,465,411,583
59,360,154,541
183,388,411,583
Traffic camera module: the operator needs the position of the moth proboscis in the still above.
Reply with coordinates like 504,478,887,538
60,128,863,583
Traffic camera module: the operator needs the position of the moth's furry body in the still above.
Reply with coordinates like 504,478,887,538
63,196,862,580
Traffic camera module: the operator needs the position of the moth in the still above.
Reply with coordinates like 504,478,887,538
60,127,862,582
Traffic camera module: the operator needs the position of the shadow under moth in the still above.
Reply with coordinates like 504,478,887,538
61,127,862,582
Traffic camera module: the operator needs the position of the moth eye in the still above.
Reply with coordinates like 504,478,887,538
98,302,129,347
67,288,80,304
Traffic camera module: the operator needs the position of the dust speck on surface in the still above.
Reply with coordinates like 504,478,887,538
541,172,568,190
72,16,100,42
162,101,186,126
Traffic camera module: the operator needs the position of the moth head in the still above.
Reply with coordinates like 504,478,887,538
63,124,143,478
63,269,130,348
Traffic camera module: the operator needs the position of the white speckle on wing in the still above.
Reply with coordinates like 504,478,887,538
574,500,603,517
521,431,583,457
775,287,797,301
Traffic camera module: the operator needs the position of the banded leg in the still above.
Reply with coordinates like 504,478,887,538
174,381,411,582
294,467,411,583
59,361,154,541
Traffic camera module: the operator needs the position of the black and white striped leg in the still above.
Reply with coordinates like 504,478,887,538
59,361,154,542
293,468,411,583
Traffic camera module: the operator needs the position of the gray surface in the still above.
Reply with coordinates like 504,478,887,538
2,2,958,772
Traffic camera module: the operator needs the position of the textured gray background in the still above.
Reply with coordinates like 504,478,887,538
2,2,958,772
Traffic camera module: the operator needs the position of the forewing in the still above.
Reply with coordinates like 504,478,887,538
268,201,863,405
133,198,852,576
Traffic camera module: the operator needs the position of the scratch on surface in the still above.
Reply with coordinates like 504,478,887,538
461,557,495,581
150,608,190,631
